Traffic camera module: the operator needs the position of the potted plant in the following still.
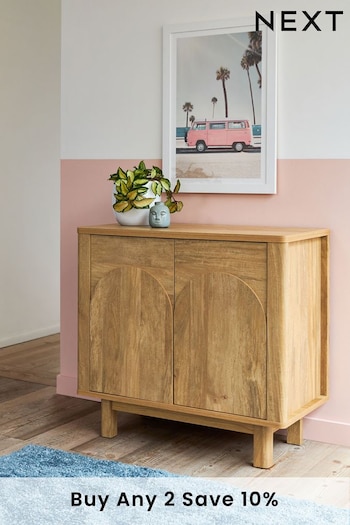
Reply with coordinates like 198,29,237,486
109,161,183,225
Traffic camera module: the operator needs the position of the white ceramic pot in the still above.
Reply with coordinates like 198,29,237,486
113,182,160,226
115,207,150,226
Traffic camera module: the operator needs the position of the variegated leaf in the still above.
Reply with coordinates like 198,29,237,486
113,200,129,212
133,197,155,208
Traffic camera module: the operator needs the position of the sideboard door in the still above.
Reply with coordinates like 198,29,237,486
174,271,267,419
89,265,173,403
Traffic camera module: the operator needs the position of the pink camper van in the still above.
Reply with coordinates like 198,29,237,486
185,119,252,152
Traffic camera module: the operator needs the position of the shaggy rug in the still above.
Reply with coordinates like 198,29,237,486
0,444,172,477
0,445,348,525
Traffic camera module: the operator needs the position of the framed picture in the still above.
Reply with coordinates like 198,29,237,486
162,18,277,194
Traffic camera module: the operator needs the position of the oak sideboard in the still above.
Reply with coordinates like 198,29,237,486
78,223,329,468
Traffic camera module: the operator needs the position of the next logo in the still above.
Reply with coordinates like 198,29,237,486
256,11,344,32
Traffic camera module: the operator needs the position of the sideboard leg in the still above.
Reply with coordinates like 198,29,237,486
286,419,303,445
253,427,274,468
101,399,118,438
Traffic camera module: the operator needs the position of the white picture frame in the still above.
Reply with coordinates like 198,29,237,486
162,17,277,194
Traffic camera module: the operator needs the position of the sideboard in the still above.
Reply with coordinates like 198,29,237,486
77,224,329,468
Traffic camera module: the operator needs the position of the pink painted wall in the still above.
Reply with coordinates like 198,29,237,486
59,158,350,446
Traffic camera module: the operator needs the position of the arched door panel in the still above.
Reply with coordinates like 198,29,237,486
174,272,266,419
90,266,173,403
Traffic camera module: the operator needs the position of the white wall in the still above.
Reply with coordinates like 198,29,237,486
61,0,349,160
0,0,61,346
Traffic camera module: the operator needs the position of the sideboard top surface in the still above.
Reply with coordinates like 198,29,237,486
78,223,329,243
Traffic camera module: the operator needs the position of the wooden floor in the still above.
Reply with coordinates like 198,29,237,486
0,334,349,507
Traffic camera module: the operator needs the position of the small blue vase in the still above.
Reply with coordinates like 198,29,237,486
149,201,170,228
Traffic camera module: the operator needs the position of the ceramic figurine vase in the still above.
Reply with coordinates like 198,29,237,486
149,201,170,228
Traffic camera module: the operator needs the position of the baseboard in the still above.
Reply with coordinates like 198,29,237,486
56,374,77,397
56,374,97,401
0,325,60,348
303,416,350,447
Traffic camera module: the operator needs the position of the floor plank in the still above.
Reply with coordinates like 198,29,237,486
0,334,348,509
0,334,59,386
0,377,46,403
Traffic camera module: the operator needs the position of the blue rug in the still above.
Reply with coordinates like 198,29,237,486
0,445,348,525
0,445,172,477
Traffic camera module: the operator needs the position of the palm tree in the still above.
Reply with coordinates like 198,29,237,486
189,115,195,126
211,97,218,118
216,67,230,118
241,51,256,124
248,31,262,88
182,102,193,127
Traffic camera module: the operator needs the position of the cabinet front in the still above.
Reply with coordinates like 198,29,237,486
88,235,174,404
174,240,267,419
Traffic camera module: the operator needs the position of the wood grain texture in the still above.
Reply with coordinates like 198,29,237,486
253,426,275,468
287,420,303,446
77,225,330,468
267,239,328,425
78,234,91,392
90,266,173,403
284,239,322,416
174,272,266,418
320,235,330,396
0,333,59,387
175,239,267,307
90,235,174,302
101,399,118,438
78,223,329,243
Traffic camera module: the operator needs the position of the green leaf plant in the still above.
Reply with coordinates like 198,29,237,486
109,161,183,213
